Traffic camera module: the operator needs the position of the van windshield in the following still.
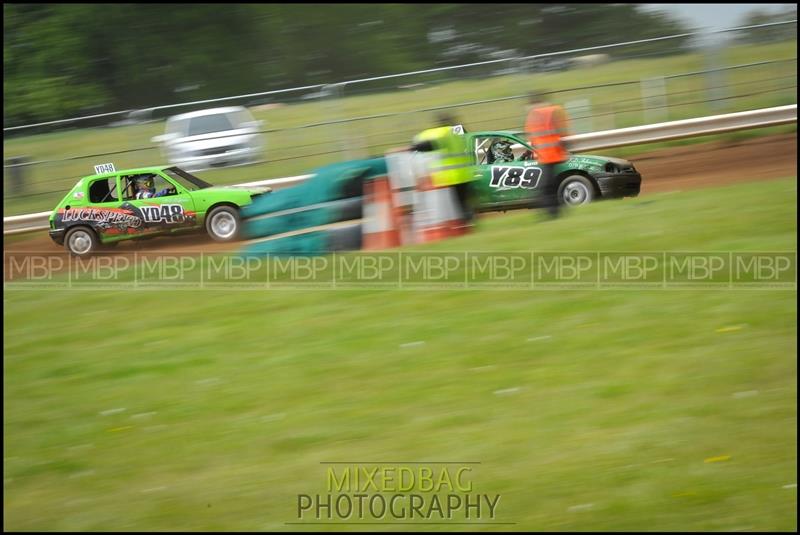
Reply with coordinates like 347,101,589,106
187,114,234,136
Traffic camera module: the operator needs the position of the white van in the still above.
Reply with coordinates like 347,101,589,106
151,106,264,172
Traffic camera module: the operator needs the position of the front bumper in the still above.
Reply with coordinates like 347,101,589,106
49,228,65,245
595,172,642,198
172,147,259,172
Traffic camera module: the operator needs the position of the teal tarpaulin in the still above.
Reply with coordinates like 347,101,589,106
240,157,387,254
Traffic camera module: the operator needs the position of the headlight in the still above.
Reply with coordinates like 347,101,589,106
605,162,619,173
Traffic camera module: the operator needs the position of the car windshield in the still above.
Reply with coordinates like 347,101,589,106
187,114,234,136
163,167,213,191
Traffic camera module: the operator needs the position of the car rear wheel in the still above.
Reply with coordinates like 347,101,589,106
206,206,240,242
64,227,99,257
558,175,595,206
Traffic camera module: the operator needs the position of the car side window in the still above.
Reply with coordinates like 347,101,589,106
480,137,512,165
121,176,137,200
507,137,535,161
166,117,187,137
153,175,177,196
487,136,533,164
475,137,493,164
121,173,178,200
233,109,252,128
88,177,119,203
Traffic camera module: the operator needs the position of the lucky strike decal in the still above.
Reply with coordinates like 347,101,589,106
61,207,142,228
58,203,196,234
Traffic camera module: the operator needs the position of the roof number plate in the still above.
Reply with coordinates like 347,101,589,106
94,163,116,174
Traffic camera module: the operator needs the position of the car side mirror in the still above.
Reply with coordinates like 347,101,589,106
151,133,178,144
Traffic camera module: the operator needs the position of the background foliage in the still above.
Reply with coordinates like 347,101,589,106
3,3,697,127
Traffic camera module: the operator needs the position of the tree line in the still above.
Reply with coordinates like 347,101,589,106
4,3,695,127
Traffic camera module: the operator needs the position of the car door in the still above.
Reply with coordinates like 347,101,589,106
61,174,141,243
472,134,545,210
119,171,198,236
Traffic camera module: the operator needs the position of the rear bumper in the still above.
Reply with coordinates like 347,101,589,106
595,172,642,198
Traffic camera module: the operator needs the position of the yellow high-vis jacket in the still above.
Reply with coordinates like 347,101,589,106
412,126,474,187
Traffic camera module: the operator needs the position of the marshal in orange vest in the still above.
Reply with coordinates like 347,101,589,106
525,104,570,164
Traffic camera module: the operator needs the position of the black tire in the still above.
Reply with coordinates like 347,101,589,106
64,226,99,257
205,205,241,242
557,175,596,206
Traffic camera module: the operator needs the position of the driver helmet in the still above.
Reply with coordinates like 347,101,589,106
135,175,154,191
491,140,514,163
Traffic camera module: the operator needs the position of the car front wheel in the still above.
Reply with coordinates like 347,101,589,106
558,175,596,206
206,206,241,242
64,226,99,257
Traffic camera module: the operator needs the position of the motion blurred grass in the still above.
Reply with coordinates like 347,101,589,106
3,39,797,215
4,178,797,531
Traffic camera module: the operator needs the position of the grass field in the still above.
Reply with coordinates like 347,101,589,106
3,40,797,216
4,178,797,531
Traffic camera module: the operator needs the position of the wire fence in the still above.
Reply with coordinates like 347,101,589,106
3,20,797,216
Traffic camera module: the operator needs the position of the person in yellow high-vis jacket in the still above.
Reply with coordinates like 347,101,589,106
411,114,476,221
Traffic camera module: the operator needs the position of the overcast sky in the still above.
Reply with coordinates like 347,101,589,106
641,3,795,32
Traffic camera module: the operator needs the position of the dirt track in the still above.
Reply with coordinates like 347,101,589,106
4,133,797,279
633,133,796,194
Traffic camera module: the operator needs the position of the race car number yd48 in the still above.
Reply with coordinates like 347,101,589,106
140,204,185,224
49,165,271,256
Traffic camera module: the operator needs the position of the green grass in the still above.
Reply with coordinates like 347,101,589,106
4,178,797,531
3,40,797,216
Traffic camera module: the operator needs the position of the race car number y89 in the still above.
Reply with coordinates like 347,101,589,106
490,166,542,189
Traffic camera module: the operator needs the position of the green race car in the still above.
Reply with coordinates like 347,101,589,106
49,164,270,256
467,130,642,211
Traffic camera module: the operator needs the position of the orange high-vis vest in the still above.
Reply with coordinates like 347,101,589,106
525,105,569,164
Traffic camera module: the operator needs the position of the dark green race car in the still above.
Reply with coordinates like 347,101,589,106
467,130,642,211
